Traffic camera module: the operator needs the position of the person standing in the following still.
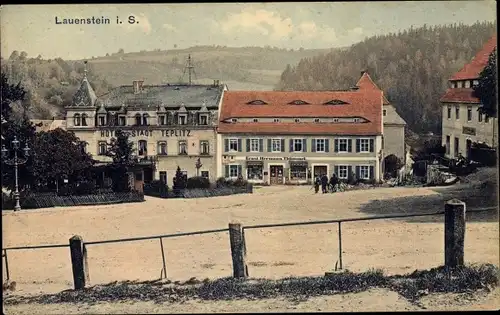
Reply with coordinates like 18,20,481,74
321,173,329,193
313,175,321,193
329,173,339,192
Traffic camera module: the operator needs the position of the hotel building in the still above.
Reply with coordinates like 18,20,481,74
216,86,385,185
440,35,497,159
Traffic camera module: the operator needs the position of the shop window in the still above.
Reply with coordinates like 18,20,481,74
247,163,263,180
290,164,307,180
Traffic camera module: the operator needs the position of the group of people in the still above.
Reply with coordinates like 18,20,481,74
313,173,340,194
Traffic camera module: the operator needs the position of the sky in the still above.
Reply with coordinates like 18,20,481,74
0,1,497,60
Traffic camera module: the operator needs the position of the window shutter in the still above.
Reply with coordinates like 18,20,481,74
237,165,242,177
348,165,352,177
246,139,250,152
289,139,294,152
348,139,352,152
237,139,242,152
224,139,229,152
334,139,339,152
325,139,329,152
334,165,339,175
225,165,229,177
355,166,360,179
369,139,374,152
356,139,361,152
311,139,316,152
369,166,374,179
259,139,264,152
303,138,307,152
281,139,285,152
267,139,272,152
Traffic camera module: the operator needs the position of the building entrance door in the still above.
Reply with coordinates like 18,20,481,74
269,165,284,185
466,139,472,160
313,165,327,177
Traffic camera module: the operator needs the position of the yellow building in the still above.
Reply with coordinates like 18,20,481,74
65,71,227,186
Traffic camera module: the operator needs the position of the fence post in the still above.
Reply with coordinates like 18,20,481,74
69,235,87,290
444,199,466,268
229,223,247,278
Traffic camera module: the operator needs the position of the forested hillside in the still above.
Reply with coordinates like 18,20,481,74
276,21,497,134
1,46,332,119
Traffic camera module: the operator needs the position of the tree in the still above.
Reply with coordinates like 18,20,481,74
474,48,497,118
105,129,136,192
31,128,94,189
172,166,186,196
1,73,26,123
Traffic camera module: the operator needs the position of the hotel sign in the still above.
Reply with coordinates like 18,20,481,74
100,129,192,138
462,127,476,136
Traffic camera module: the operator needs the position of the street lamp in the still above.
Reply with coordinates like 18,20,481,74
2,136,30,211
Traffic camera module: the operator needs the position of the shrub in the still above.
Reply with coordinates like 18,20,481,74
144,180,169,198
186,176,210,189
384,154,403,179
73,181,96,195
232,177,249,187
172,166,187,197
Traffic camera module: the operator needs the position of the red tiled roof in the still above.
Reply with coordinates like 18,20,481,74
450,35,497,81
356,72,390,105
439,88,480,104
218,90,383,135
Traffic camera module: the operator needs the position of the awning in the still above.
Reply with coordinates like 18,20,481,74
246,160,264,166
289,161,308,166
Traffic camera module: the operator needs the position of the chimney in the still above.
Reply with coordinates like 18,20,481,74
133,80,144,94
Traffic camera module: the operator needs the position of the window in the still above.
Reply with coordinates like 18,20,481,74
465,80,470,88
353,118,360,123
359,139,370,153
333,118,339,122
81,114,88,126
446,136,450,155
253,118,259,122
292,139,303,152
337,139,349,152
135,114,142,125
314,118,320,123
159,171,167,184
201,171,209,178
118,116,126,126
98,116,106,126
290,164,307,180
452,82,458,88
229,165,240,177
178,140,188,155
80,142,87,154
138,140,148,156
142,114,149,126
199,114,208,125
383,109,387,116
178,114,187,125
455,106,460,120
247,163,263,180
338,165,348,179
98,141,107,155
447,106,452,119
478,112,483,122
200,140,210,155
250,139,260,152
74,114,81,126
159,115,166,125
160,171,167,184
359,166,370,180
273,118,280,122
271,139,282,152
229,139,238,152
157,141,167,155
294,118,300,123
460,81,465,88
454,137,459,157
473,80,479,86
467,106,472,121
315,139,326,152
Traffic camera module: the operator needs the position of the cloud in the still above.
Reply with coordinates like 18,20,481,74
217,9,293,39
123,13,152,34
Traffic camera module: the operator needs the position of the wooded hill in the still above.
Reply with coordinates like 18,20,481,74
276,21,497,134
1,46,332,120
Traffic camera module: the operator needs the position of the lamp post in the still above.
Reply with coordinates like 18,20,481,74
2,136,30,211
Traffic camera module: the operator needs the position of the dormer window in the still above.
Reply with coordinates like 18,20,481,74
253,118,259,122
98,115,106,126
142,114,149,126
452,81,458,88
74,113,81,126
135,114,142,126
294,118,300,123
314,118,320,123
383,110,387,116
199,114,208,125
231,118,238,123
81,114,88,126
159,115,166,126
333,118,339,122
353,118,360,123
273,118,280,122
289,100,309,105
118,115,126,126
247,100,268,105
178,114,187,125
324,99,349,105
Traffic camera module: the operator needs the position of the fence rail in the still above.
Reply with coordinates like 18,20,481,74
2,205,497,287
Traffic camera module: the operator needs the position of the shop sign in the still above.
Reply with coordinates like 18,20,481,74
100,129,192,138
246,156,307,161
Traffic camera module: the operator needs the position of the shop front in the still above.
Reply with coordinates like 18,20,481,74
287,158,309,184
244,156,309,185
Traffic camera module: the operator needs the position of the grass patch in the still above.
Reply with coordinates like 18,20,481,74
3,264,498,306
